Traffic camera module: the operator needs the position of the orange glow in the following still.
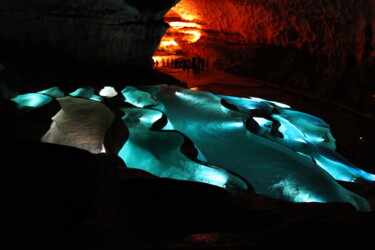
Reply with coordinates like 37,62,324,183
161,39,178,46
167,21,202,44
158,37,180,53
189,87,200,90
169,21,201,29
152,56,164,63
152,55,180,63
178,30,201,43
154,4,203,56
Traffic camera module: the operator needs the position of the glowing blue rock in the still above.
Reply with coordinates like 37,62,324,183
38,87,65,98
141,85,371,211
217,95,274,113
11,93,53,109
69,86,103,102
121,86,158,107
274,108,336,150
117,107,248,191
214,93,375,183
10,85,373,211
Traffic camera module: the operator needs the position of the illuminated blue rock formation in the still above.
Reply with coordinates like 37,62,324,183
117,107,248,191
38,87,65,98
121,86,158,108
7,85,375,211
217,93,375,183
11,93,53,109
138,85,373,211
69,86,103,102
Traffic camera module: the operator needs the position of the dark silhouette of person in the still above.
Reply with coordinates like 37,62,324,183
187,58,191,73
182,59,187,71
196,57,201,74
191,57,197,73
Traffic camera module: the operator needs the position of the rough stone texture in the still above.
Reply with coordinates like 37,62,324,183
0,0,179,89
0,0,373,112
169,0,374,112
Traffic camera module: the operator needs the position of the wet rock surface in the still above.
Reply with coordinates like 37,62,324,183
1,83,374,249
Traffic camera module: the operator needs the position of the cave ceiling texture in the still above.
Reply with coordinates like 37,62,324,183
0,0,374,112
1,0,375,249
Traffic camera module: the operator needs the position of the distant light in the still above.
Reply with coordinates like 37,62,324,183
359,136,363,140
179,30,201,43
99,86,118,98
190,87,200,90
169,21,201,29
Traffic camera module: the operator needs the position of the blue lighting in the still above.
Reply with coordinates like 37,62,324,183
38,87,65,98
7,85,374,211
70,86,103,102
11,93,53,109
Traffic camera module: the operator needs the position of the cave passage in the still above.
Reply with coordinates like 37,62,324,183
152,1,203,66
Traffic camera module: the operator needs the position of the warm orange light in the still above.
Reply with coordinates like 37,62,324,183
179,30,201,43
169,21,201,29
189,87,200,90
168,21,202,44
154,3,203,56
152,56,163,62
157,37,181,53
162,39,178,46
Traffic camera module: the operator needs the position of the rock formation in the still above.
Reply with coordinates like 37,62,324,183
165,0,375,112
0,0,179,89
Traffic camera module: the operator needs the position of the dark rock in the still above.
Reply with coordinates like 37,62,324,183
0,0,179,89
0,98,60,141
0,136,138,250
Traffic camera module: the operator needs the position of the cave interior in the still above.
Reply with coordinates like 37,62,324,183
0,0,375,249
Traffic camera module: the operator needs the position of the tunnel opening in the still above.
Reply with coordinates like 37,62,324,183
152,2,204,67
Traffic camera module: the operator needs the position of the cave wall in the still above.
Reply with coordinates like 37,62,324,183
171,0,374,110
0,0,373,110
0,0,179,89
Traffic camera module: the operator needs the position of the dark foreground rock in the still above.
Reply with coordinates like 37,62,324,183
1,135,374,250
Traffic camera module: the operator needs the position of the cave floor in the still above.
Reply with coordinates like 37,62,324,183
157,67,375,175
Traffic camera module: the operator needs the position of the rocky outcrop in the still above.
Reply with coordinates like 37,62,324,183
0,0,180,89
1,135,374,249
